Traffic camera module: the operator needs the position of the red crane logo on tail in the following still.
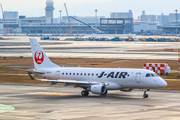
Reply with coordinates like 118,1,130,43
34,51,44,64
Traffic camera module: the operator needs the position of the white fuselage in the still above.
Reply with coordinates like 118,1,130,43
34,67,167,90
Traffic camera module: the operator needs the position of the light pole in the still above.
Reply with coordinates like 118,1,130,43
175,9,178,37
95,9,98,33
59,10,62,35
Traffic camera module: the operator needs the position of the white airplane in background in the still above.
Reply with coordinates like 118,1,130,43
27,38,167,98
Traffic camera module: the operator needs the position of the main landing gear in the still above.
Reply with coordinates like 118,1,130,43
143,89,148,98
81,90,89,96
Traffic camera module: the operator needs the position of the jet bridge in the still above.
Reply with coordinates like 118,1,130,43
69,16,103,34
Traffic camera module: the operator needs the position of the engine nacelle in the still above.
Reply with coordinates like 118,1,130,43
90,85,107,94
120,88,133,92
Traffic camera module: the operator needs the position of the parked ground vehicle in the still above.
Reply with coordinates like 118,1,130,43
143,63,171,75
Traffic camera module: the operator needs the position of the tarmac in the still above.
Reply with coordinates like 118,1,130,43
0,36,180,120
0,36,179,60
1,83,180,120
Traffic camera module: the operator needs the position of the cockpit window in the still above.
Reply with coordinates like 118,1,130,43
151,73,156,77
155,73,159,77
146,73,151,77
146,73,158,77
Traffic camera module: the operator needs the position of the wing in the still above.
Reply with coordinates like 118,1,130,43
27,71,99,88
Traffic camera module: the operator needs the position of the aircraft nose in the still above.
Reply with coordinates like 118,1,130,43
159,79,167,87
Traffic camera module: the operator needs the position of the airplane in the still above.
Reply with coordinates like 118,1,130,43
27,38,167,98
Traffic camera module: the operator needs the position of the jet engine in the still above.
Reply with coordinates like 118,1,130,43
120,88,133,92
90,85,107,94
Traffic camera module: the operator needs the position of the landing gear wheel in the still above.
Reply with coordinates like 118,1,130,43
143,89,148,98
81,90,89,96
143,94,148,98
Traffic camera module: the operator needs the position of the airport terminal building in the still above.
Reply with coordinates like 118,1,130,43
0,0,133,35
1,0,180,35
21,21,133,34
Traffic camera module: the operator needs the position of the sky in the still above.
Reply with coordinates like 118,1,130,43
0,0,180,19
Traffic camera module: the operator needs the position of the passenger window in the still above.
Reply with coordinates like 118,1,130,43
146,73,151,77
69,73,71,75
84,73,86,76
88,73,90,76
96,74,98,76
66,73,68,75
77,73,79,75
80,73,82,75
62,73,64,75
73,73,75,75
92,74,94,76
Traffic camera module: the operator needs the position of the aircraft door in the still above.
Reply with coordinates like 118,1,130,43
56,71,60,80
135,73,141,83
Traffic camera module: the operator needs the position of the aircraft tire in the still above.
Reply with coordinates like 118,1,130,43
81,90,89,96
143,94,148,98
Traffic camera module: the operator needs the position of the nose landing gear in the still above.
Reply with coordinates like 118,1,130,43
143,89,148,98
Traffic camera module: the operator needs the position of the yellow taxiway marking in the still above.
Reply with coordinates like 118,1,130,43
28,92,73,96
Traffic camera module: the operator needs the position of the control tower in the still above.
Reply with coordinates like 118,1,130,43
45,0,54,18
